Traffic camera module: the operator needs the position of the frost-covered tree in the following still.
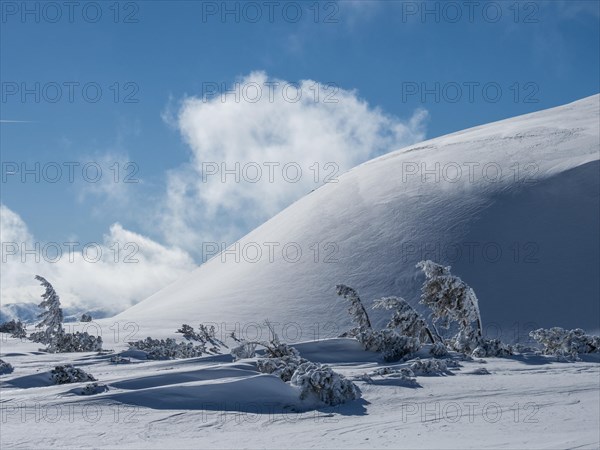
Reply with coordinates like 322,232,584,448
335,284,372,336
355,328,420,362
34,275,64,345
373,297,435,344
0,319,27,338
333,286,422,361
529,327,599,359
417,261,483,353
29,277,102,353
80,314,92,322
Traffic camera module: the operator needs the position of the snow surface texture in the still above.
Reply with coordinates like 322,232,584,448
115,95,600,341
1,336,599,449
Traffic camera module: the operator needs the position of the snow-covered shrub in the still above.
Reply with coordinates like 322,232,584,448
409,358,452,376
49,332,103,353
128,337,206,359
513,343,538,354
235,321,308,381
290,362,361,406
80,382,108,395
229,320,360,406
257,355,308,382
429,341,449,357
109,355,131,364
529,328,600,358
361,366,417,385
80,314,93,322
176,324,197,340
469,367,491,375
263,341,301,359
373,297,435,344
176,324,227,354
231,342,258,360
50,365,96,384
417,260,483,354
356,328,420,362
472,339,513,358
0,359,14,375
231,320,300,361
335,284,372,337
0,319,27,338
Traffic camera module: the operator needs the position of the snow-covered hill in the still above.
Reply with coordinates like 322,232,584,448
115,95,600,341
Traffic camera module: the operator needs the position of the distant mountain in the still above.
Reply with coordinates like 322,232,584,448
0,303,42,324
0,302,114,324
113,95,600,340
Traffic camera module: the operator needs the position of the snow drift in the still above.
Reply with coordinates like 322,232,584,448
115,95,600,341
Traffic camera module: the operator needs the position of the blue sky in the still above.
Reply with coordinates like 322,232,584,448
1,0,599,309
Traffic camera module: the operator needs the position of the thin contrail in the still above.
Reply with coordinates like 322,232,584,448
0,120,35,123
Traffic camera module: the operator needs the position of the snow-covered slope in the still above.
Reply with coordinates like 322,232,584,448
115,95,600,340
2,336,599,449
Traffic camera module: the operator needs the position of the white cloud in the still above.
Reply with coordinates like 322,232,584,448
1,73,427,311
160,71,428,252
0,204,196,312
